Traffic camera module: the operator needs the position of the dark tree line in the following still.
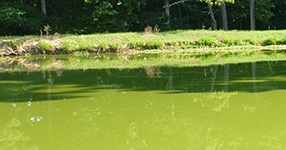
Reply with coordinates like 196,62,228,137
0,0,285,35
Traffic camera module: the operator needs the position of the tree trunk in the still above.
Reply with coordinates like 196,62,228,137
221,2,228,30
165,0,170,29
167,68,173,90
252,62,257,92
211,65,219,92
224,64,229,92
41,0,47,15
250,0,255,30
207,3,217,30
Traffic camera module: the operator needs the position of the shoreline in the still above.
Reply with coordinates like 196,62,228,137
1,30,286,56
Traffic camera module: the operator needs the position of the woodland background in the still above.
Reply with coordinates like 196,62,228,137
0,0,285,35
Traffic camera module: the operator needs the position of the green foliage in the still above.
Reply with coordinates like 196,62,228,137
39,40,53,52
221,39,235,46
255,0,274,27
61,41,77,52
280,38,286,45
0,2,47,35
131,41,145,48
99,43,108,50
271,0,286,29
0,0,285,35
85,0,147,32
263,38,278,46
0,41,18,49
197,38,216,46
244,39,257,45
110,43,122,50
78,42,92,51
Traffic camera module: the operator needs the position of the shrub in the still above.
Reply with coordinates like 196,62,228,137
263,38,277,46
144,40,164,49
221,39,235,46
39,40,53,52
244,39,257,45
197,37,216,46
78,42,90,50
277,38,286,45
99,43,108,50
130,41,145,48
110,43,121,50
0,2,47,35
61,41,73,51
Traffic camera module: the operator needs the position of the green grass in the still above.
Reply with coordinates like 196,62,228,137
1,30,286,55
39,40,53,52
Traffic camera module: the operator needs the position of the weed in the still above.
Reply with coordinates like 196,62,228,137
221,39,235,46
244,39,257,45
277,38,286,45
131,41,145,48
0,41,18,49
153,24,160,33
197,38,216,46
78,42,90,50
144,40,164,49
110,43,121,50
263,38,277,46
144,25,153,34
144,25,160,34
39,40,53,52
100,43,108,50
61,41,73,51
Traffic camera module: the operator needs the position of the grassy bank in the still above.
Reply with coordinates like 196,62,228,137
1,30,286,56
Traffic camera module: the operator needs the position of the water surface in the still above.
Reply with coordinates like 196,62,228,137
1,56,286,149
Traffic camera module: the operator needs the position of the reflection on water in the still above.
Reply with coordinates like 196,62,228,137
1,57,286,149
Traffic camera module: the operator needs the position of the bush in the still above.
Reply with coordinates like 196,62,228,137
197,38,216,46
244,39,257,45
61,41,75,51
110,43,122,50
221,39,235,46
144,40,164,49
0,2,47,35
263,38,277,46
131,41,145,48
277,38,286,45
39,40,53,52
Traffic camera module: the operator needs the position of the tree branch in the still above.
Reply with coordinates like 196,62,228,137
163,0,190,9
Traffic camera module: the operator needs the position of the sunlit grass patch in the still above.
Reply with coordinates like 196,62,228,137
39,40,53,52
2,30,286,56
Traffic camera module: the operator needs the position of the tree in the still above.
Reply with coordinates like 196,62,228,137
255,0,274,29
250,0,255,30
207,3,217,30
41,0,47,15
84,0,147,32
221,2,228,30
270,0,286,29
0,2,47,35
205,0,233,30
165,0,171,28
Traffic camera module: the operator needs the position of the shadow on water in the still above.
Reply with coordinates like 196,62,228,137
1,59,286,102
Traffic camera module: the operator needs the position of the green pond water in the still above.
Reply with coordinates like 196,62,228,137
1,55,286,149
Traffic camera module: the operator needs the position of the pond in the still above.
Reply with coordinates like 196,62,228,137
1,54,286,149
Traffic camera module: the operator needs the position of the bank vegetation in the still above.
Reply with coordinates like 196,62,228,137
1,30,286,56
